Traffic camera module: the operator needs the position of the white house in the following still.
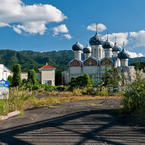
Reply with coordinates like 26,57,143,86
0,64,11,81
38,63,56,86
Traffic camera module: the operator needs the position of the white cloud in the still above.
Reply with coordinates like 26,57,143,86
13,25,22,34
129,30,145,48
0,0,67,34
64,34,72,39
53,24,69,36
0,22,10,27
126,50,144,58
13,22,47,35
87,23,107,32
103,32,129,46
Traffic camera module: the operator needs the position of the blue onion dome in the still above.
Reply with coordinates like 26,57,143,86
72,41,83,51
102,39,114,49
89,33,104,45
118,49,129,59
83,45,91,53
112,42,121,52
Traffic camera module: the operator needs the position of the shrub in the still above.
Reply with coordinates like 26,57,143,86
122,69,145,112
82,88,96,95
32,84,41,90
22,79,27,85
55,86,65,91
70,74,93,90
27,69,38,85
12,64,22,87
73,89,82,96
26,82,33,90
97,89,108,96
122,79,145,112
43,85,56,91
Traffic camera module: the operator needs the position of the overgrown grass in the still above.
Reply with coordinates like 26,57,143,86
122,79,145,113
27,95,122,109
0,88,34,115
0,87,122,116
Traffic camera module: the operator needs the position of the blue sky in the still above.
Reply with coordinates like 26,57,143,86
0,0,145,57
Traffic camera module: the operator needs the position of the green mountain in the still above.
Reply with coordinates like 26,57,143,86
0,50,73,71
0,49,145,72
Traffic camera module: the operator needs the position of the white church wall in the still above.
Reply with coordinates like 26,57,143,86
69,67,82,75
69,67,82,82
74,51,82,61
83,66,98,74
91,45,103,59
104,49,113,58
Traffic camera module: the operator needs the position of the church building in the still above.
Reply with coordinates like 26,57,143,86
62,30,136,85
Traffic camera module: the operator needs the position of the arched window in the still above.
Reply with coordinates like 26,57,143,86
100,58,113,66
69,59,81,67
84,58,97,66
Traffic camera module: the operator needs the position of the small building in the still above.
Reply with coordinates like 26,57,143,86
0,64,11,81
15,63,56,85
21,72,28,80
38,63,56,86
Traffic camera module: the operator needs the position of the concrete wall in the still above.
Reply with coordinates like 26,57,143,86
62,71,69,84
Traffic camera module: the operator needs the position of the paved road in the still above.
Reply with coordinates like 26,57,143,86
0,99,145,145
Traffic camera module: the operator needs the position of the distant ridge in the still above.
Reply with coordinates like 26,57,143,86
0,49,73,71
129,57,145,64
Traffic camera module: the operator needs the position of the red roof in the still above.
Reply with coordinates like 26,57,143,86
3,70,8,72
39,64,56,70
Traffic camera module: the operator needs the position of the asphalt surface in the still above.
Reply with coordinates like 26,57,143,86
0,99,145,145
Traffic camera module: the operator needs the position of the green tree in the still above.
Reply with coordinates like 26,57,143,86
12,64,22,87
70,74,93,89
102,68,120,90
8,75,13,87
82,74,93,88
27,69,37,85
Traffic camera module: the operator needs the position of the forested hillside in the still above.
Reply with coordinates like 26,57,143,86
0,49,145,71
0,50,73,71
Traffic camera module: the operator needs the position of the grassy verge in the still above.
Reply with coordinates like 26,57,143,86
0,88,122,116
0,88,34,115
25,95,122,109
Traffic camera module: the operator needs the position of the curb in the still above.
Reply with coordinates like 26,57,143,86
0,111,20,121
